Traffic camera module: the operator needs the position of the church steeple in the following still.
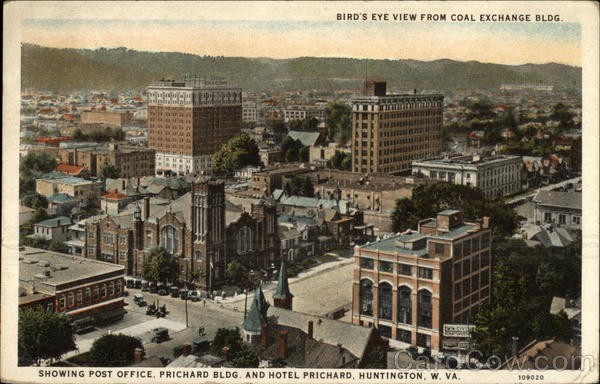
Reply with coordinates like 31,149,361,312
243,285,269,333
273,260,293,310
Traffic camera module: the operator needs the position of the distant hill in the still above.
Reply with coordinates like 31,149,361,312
21,44,581,93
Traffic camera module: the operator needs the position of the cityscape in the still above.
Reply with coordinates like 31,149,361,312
10,7,589,377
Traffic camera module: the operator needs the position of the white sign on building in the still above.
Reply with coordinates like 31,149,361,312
443,324,475,338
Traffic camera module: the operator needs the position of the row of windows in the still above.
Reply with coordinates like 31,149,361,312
454,272,490,300
57,280,122,311
454,254,490,280
453,236,491,259
360,258,434,280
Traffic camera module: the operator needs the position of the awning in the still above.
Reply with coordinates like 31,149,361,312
96,308,126,321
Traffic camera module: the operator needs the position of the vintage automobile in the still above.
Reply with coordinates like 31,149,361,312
170,286,180,298
187,290,200,302
133,293,147,306
151,327,169,343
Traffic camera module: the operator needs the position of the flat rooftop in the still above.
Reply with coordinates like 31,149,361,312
413,154,520,166
19,247,124,288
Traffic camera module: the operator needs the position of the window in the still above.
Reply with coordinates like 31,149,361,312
119,250,127,261
85,287,91,301
87,246,95,256
67,292,74,307
119,234,128,243
396,328,412,343
116,280,122,294
108,282,114,296
558,214,566,224
378,282,393,320
455,282,462,300
544,212,552,223
360,257,374,269
398,263,412,276
88,230,95,239
418,267,433,280
454,262,462,279
76,290,82,305
101,284,107,297
481,250,490,266
417,333,431,348
46,302,54,313
379,260,393,273
463,259,471,276
434,243,445,255
463,239,472,255
453,243,462,259
471,254,480,271
472,236,480,252
481,270,490,287
417,290,432,328
93,286,99,299
59,294,66,309
397,286,412,324
481,233,490,249
573,216,581,225
359,279,373,316
160,225,178,254
103,232,114,245
236,226,254,253
145,229,153,247
472,274,480,289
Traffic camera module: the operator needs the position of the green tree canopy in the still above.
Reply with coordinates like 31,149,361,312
100,164,120,180
327,151,352,171
281,136,308,163
20,152,58,197
212,132,261,174
231,345,260,368
391,183,520,239
22,193,49,209
471,239,580,358
211,327,243,357
283,176,314,197
19,307,76,365
225,261,249,288
88,334,144,367
550,103,574,128
325,101,351,144
142,247,179,283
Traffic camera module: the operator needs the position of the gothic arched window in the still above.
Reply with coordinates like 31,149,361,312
360,279,373,316
161,225,178,254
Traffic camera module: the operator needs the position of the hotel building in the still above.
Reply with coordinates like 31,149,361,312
351,209,492,351
351,80,443,174
147,76,242,175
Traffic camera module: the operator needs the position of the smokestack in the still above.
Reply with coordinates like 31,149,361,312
182,343,191,357
278,330,288,359
142,197,150,220
307,320,314,339
260,323,269,348
134,348,143,364
511,336,519,357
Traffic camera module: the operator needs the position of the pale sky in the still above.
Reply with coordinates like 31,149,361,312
19,2,583,66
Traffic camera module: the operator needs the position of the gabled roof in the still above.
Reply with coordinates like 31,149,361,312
532,190,581,211
273,260,293,300
287,131,323,147
35,216,72,227
55,163,85,176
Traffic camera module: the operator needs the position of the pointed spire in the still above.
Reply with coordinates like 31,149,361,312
243,285,270,332
273,260,293,301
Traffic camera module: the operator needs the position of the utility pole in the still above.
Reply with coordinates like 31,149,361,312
184,284,189,328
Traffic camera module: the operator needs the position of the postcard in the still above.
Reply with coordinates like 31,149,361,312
2,1,598,383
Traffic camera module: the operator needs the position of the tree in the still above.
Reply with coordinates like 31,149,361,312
143,247,179,283
225,261,249,288
288,119,303,131
302,117,319,131
325,101,351,144
20,152,57,175
212,132,261,174
283,176,314,197
19,307,76,365
22,193,48,209
327,151,351,171
48,240,70,253
211,327,243,357
268,120,288,144
30,208,50,224
231,345,260,368
100,164,120,180
550,103,574,129
88,334,144,367
280,136,307,163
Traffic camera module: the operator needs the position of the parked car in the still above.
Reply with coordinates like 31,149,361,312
158,284,168,296
134,279,142,289
151,327,169,343
187,290,200,302
179,289,188,300
170,286,180,298
141,280,149,292
133,293,147,306
126,279,134,289
149,282,158,293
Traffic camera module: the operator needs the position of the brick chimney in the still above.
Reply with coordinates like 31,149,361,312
221,346,231,361
134,348,143,364
260,323,269,348
307,320,314,339
182,343,191,357
142,197,150,220
278,330,288,359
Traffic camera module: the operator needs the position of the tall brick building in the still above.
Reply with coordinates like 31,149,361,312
351,79,443,174
147,77,242,176
351,209,491,351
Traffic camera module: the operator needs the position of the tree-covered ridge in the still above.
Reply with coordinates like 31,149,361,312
22,44,581,93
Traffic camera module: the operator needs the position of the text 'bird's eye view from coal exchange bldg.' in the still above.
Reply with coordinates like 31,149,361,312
17,42,583,371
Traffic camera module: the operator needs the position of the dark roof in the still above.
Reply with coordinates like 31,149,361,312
243,286,270,332
273,260,293,300
260,323,357,368
532,190,581,211
501,339,581,370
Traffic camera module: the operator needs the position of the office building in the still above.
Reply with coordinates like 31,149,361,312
412,153,522,198
351,210,492,351
351,80,443,174
147,77,242,175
